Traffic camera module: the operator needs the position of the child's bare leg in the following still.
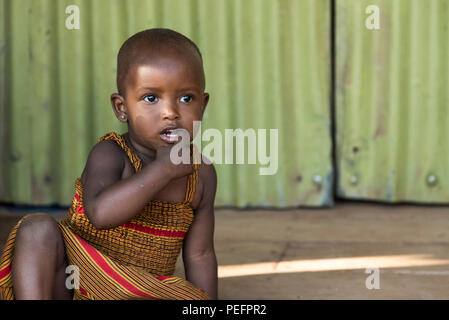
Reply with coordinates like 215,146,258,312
11,214,73,300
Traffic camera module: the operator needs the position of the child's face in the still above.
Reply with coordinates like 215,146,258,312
113,51,209,152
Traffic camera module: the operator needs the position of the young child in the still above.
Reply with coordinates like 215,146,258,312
0,28,217,300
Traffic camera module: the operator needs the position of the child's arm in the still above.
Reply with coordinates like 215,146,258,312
81,140,192,229
182,163,218,299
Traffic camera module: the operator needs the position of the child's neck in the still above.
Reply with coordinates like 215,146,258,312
123,132,157,165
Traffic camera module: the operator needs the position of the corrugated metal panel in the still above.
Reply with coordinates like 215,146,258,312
336,0,449,203
0,0,333,207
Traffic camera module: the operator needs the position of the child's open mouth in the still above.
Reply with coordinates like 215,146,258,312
160,127,180,143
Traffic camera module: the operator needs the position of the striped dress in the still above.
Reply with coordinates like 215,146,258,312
0,132,210,300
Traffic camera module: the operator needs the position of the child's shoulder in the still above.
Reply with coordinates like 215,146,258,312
198,160,217,184
80,138,129,184
89,138,127,166
194,157,217,208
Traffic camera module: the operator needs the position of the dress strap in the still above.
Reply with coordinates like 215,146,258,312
98,132,142,172
184,163,199,205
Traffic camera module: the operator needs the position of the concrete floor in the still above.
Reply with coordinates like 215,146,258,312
1,203,449,299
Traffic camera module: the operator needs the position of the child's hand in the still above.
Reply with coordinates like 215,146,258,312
155,143,194,180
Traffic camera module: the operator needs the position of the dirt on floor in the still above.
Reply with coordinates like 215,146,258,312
1,202,449,299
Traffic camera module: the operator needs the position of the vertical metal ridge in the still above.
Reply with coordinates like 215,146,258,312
388,0,401,201
217,0,236,206
427,0,439,194
290,0,304,203
406,0,421,197
443,3,449,191
0,0,10,200
233,0,246,206
272,0,283,206
50,0,62,203
253,1,264,205
11,0,32,203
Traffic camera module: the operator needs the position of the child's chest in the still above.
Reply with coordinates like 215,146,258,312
121,158,202,209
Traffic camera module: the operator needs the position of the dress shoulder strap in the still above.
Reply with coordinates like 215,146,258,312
98,132,142,172
184,163,200,205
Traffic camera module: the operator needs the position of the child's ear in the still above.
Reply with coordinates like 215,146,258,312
111,93,128,123
201,93,210,115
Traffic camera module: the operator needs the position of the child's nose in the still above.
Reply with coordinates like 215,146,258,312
161,101,180,120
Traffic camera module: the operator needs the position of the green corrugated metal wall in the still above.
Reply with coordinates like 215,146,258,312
336,0,449,203
0,0,333,207
2,0,447,207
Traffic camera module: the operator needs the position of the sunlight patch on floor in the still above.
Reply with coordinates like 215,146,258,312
218,254,449,278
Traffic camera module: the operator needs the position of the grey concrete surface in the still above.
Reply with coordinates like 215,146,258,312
1,203,448,299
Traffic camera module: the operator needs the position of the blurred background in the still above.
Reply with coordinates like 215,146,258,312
0,0,449,299
3,0,331,207
1,0,448,208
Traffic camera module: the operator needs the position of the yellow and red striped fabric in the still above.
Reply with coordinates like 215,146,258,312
59,223,208,300
0,132,209,300
0,219,20,300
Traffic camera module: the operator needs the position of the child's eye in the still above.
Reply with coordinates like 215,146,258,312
180,95,193,103
143,95,158,103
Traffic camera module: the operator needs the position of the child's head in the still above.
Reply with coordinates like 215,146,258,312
111,28,209,151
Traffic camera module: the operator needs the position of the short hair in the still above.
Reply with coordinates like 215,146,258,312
116,28,203,96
